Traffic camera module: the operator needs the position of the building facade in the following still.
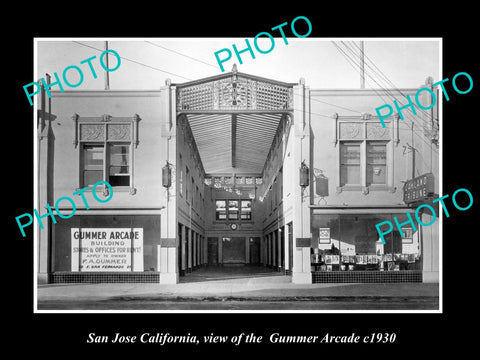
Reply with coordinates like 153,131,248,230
36,67,440,285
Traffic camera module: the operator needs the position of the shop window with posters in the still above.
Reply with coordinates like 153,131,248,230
311,214,421,272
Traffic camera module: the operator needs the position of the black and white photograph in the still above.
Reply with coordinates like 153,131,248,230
8,7,478,355
31,37,442,312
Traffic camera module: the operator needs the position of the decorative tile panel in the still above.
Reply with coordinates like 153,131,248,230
80,124,105,141
366,122,390,139
339,122,363,140
107,124,131,141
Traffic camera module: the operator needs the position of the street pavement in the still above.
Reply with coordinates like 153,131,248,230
37,266,440,311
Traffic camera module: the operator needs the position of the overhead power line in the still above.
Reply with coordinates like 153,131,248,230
72,41,192,81
144,41,219,69
331,41,439,156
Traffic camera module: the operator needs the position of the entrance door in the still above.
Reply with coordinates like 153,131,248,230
222,237,246,264
249,237,260,264
207,237,218,265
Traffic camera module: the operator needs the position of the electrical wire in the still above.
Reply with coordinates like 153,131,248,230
331,41,439,156
344,41,435,119
144,41,219,69
330,41,439,179
72,41,193,81
343,41,439,153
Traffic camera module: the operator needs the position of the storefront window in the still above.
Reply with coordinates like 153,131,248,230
311,214,420,271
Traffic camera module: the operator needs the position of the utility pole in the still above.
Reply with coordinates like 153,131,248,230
360,40,365,89
104,41,110,90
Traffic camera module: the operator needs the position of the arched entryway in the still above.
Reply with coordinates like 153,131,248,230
171,65,309,282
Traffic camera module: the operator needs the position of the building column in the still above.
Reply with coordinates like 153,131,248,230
37,97,55,284
260,236,267,266
272,231,277,270
203,235,208,266
291,80,312,284
181,225,186,276
199,235,202,266
267,234,271,267
421,211,439,282
197,234,201,267
245,237,250,264
277,229,283,272
218,236,223,265
158,237,178,284
187,228,193,272
159,83,179,284
192,232,197,269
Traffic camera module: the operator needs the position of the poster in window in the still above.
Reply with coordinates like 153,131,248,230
71,228,143,272
401,227,414,243
319,228,331,244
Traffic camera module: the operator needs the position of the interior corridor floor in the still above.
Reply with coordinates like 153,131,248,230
179,264,290,283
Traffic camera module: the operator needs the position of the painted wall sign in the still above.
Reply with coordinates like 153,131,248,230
71,228,143,272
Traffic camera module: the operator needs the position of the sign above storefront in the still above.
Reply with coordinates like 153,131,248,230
403,173,435,204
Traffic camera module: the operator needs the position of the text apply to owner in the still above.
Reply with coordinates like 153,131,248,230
71,228,143,272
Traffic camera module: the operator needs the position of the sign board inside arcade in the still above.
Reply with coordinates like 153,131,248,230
403,173,435,204
71,228,144,272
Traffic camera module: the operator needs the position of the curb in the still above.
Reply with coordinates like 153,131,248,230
38,295,439,303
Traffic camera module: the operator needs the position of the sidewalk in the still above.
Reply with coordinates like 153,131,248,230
37,275,439,302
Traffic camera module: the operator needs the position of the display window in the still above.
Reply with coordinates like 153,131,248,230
311,214,421,271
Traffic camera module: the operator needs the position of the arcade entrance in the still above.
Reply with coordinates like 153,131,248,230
173,66,303,281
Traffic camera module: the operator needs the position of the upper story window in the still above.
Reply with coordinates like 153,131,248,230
185,167,190,200
216,200,227,220
215,199,252,221
228,200,239,220
73,114,140,195
241,200,252,220
333,114,398,194
366,141,387,186
340,142,361,186
82,143,130,187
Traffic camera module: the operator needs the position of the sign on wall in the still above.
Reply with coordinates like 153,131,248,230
403,173,435,204
71,228,143,272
